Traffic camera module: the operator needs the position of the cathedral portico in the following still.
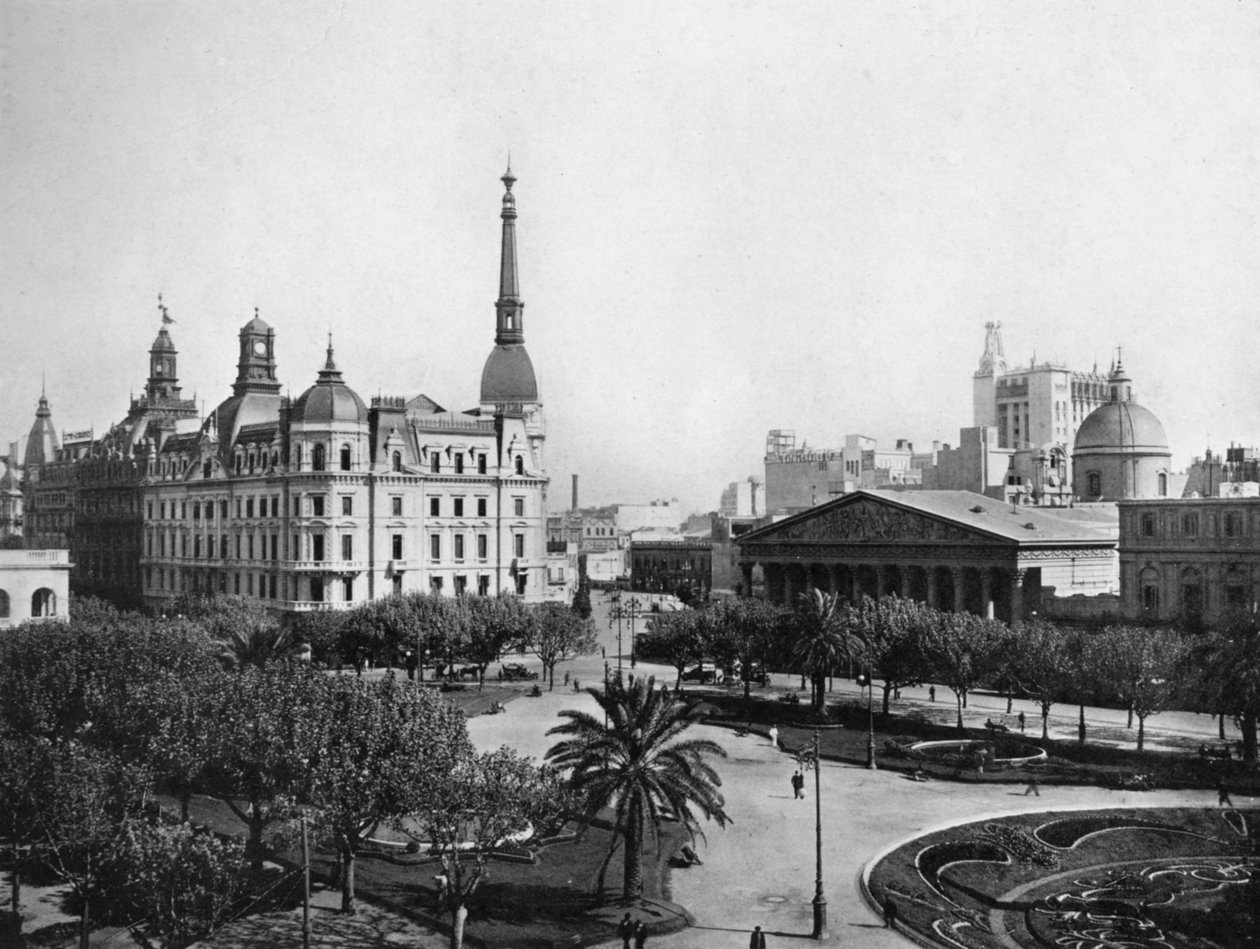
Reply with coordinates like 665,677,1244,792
736,490,1116,623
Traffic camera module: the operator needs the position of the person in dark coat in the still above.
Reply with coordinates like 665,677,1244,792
791,771,804,799
617,913,634,949
1017,711,1026,733
749,926,767,949
1218,782,1234,808
633,920,648,949
883,895,898,929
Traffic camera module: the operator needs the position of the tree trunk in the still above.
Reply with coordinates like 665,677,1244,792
9,859,20,925
1127,705,1133,728
180,791,191,823
1241,711,1257,764
956,693,964,730
340,844,357,915
881,682,892,716
1041,707,1050,741
1218,711,1226,740
1136,715,1146,752
548,664,555,691
1078,704,1087,744
622,819,642,902
77,892,89,949
450,901,468,949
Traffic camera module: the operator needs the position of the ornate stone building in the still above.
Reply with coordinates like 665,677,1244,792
140,169,549,617
736,489,1117,623
1072,359,1173,501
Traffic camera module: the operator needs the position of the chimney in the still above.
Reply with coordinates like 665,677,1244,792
572,474,579,511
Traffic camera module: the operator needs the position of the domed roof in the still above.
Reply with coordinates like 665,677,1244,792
212,391,281,445
1074,400,1169,453
480,344,538,404
151,327,176,353
290,344,367,425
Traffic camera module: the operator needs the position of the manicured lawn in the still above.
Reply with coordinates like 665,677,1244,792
865,807,1259,949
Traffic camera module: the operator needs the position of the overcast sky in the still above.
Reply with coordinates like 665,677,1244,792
3,1,1257,515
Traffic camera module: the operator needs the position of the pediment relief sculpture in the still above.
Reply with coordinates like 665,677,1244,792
771,499,972,543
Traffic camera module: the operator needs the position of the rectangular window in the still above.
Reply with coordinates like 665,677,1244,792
477,534,488,560
514,533,524,558
222,534,228,558
454,498,464,517
430,455,440,473
391,496,403,517
312,495,325,517
342,496,353,516
514,497,524,517
248,535,255,560
430,497,440,516
392,575,403,596
221,500,229,519
477,498,487,517
515,569,527,595
310,577,323,602
478,454,487,474
392,534,403,559
455,455,464,474
234,573,240,594
181,502,187,519
246,498,253,518
344,577,354,600
342,535,353,561
1225,513,1241,538
247,573,254,596
430,534,441,560
454,535,465,560
1141,514,1156,537
1182,513,1199,537
292,534,299,560
160,501,167,519
193,502,200,520
430,576,443,593
181,535,187,557
455,575,467,596
269,575,277,600
313,534,325,561
207,535,215,558
193,535,201,558
478,575,490,596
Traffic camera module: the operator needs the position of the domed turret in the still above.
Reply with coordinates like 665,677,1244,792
291,340,367,425
24,388,60,472
480,166,540,406
1072,357,1171,500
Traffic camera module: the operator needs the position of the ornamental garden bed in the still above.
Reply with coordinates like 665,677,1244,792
866,807,1259,949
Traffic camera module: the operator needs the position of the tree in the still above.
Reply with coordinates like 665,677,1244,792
641,609,710,688
1006,619,1073,740
545,674,730,903
464,596,530,688
789,589,859,715
1193,618,1260,763
523,602,599,690
0,734,45,933
572,575,593,619
185,595,303,670
707,597,785,722
851,596,930,715
28,742,151,949
199,666,323,866
1098,626,1192,752
307,676,471,914
403,748,568,949
106,819,247,949
919,612,1011,729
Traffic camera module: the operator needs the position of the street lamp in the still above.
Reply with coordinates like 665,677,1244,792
627,596,642,668
609,596,624,673
855,670,877,770
799,729,827,939
419,647,430,685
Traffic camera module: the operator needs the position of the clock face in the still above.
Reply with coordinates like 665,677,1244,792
252,340,267,357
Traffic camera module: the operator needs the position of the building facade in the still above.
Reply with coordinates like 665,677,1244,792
630,537,713,598
1119,496,1260,627
141,170,548,617
736,489,1118,623
0,548,71,628
1072,360,1173,502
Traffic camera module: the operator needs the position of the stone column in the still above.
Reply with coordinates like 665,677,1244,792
926,567,938,608
981,570,994,619
740,563,754,598
851,567,861,605
827,563,839,598
1009,569,1026,623
953,569,966,614
900,567,912,600
783,565,794,607
875,563,889,599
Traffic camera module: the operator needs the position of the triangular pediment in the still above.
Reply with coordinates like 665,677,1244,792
744,494,999,546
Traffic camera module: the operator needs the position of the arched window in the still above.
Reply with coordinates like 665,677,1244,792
1158,472,1168,496
392,451,402,473
31,588,56,617
515,456,525,475
0,589,9,619
312,444,326,472
340,444,352,471
293,444,302,470
1087,471,1101,497
1139,567,1160,614
1180,567,1204,619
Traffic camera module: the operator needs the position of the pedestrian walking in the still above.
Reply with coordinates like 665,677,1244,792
768,725,779,749
1218,782,1234,808
883,895,898,929
1024,775,1040,796
404,651,417,681
749,926,766,949
791,770,804,799
1017,711,1026,733
618,913,634,949
633,920,648,949
929,685,936,702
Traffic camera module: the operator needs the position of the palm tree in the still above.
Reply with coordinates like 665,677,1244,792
545,674,730,903
790,588,860,716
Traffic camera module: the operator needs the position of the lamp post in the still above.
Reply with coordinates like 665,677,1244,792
628,596,642,668
799,729,827,939
856,670,877,770
609,596,624,673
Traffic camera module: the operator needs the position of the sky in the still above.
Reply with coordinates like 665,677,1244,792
2,1,1258,516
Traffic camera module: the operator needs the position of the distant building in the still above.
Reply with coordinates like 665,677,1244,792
1119,496,1259,627
1182,446,1260,499
1072,360,1173,501
763,431,924,516
547,509,619,553
630,536,712,598
0,548,71,628
614,500,682,535
0,446,22,542
719,478,764,518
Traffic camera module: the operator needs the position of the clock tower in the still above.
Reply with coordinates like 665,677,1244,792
233,309,281,395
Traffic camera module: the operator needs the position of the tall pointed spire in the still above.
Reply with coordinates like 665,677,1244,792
317,333,343,382
495,164,524,345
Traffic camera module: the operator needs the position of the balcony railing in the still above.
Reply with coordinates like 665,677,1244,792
282,600,357,612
